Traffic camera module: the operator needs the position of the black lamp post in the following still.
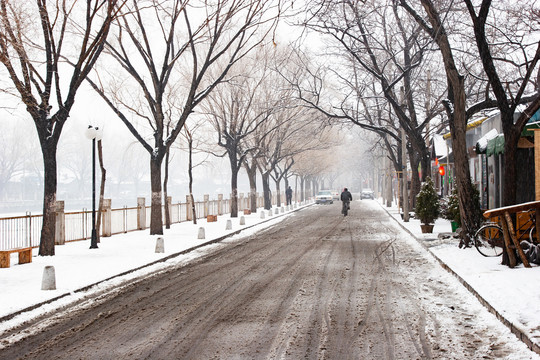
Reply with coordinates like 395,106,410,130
85,125,102,249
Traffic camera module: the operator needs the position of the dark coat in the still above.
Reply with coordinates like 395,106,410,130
341,190,352,202
285,187,293,198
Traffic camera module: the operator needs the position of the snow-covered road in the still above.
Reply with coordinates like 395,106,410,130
0,201,537,359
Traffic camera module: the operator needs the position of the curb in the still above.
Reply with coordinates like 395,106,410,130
0,203,313,324
379,202,540,355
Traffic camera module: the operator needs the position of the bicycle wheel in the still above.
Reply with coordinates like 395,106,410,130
475,224,504,257
529,225,537,244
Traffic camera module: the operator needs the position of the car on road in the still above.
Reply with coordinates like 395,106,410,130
361,188,374,200
332,191,340,200
315,190,334,204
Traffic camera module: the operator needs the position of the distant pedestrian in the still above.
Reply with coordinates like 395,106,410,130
286,186,293,205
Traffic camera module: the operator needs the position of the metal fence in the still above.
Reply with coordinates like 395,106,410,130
0,213,42,250
0,197,240,251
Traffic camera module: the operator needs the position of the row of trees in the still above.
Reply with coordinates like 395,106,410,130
0,0,343,256
5,0,536,256
293,0,540,242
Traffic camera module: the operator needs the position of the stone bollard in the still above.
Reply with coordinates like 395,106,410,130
260,211,265,219
294,203,297,209
198,227,205,240
41,266,56,291
240,216,246,225
155,237,165,253
268,210,273,217
274,208,279,215
281,206,285,213
226,219,232,230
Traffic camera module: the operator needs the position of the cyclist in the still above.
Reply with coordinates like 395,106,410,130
341,187,352,216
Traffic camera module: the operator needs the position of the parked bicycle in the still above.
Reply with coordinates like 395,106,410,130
474,209,537,257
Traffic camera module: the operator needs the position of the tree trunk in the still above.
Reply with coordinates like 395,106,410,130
404,0,482,242
262,172,272,210
275,179,281,207
163,149,171,229
246,162,258,213
300,176,305,202
188,138,197,224
448,82,479,242
150,157,163,235
230,167,239,218
39,142,57,256
96,140,106,243
305,176,311,200
409,152,421,209
502,124,520,207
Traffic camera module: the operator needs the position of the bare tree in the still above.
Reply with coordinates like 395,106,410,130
0,0,123,255
87,0,285,234
299,0,447,205
463,0,540,206
256,105,337,208
175,120,211,224
202,48,276,217
399,0,483,243
399,0,540,247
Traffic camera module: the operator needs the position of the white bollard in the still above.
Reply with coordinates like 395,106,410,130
260,211,265,219
155,237,165,253
281,206,285,213
226,219,232,230
275,208,279,215
268,210,273,217
294,203,297,209
240,216,246,225
198,227,205,239
41,265,56,291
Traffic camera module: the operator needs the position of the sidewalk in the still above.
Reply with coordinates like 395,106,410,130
379,199,540,355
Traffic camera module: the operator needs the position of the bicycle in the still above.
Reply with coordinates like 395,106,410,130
474,209,536,257
342,200,350,216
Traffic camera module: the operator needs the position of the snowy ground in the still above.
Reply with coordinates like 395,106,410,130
0,199,539,355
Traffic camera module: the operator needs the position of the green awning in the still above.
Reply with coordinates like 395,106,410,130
521,108,540,136
495,134,505,154
487,134,504,157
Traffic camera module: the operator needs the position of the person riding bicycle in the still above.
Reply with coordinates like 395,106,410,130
341,188,352,216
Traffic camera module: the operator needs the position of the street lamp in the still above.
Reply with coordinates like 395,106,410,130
85,125,103,249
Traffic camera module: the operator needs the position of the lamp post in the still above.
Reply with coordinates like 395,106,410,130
85,125,102,249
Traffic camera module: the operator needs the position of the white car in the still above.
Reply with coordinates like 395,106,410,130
361,188,374,200
315,190,334,204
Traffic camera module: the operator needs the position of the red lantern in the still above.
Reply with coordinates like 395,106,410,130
439,165,445,176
